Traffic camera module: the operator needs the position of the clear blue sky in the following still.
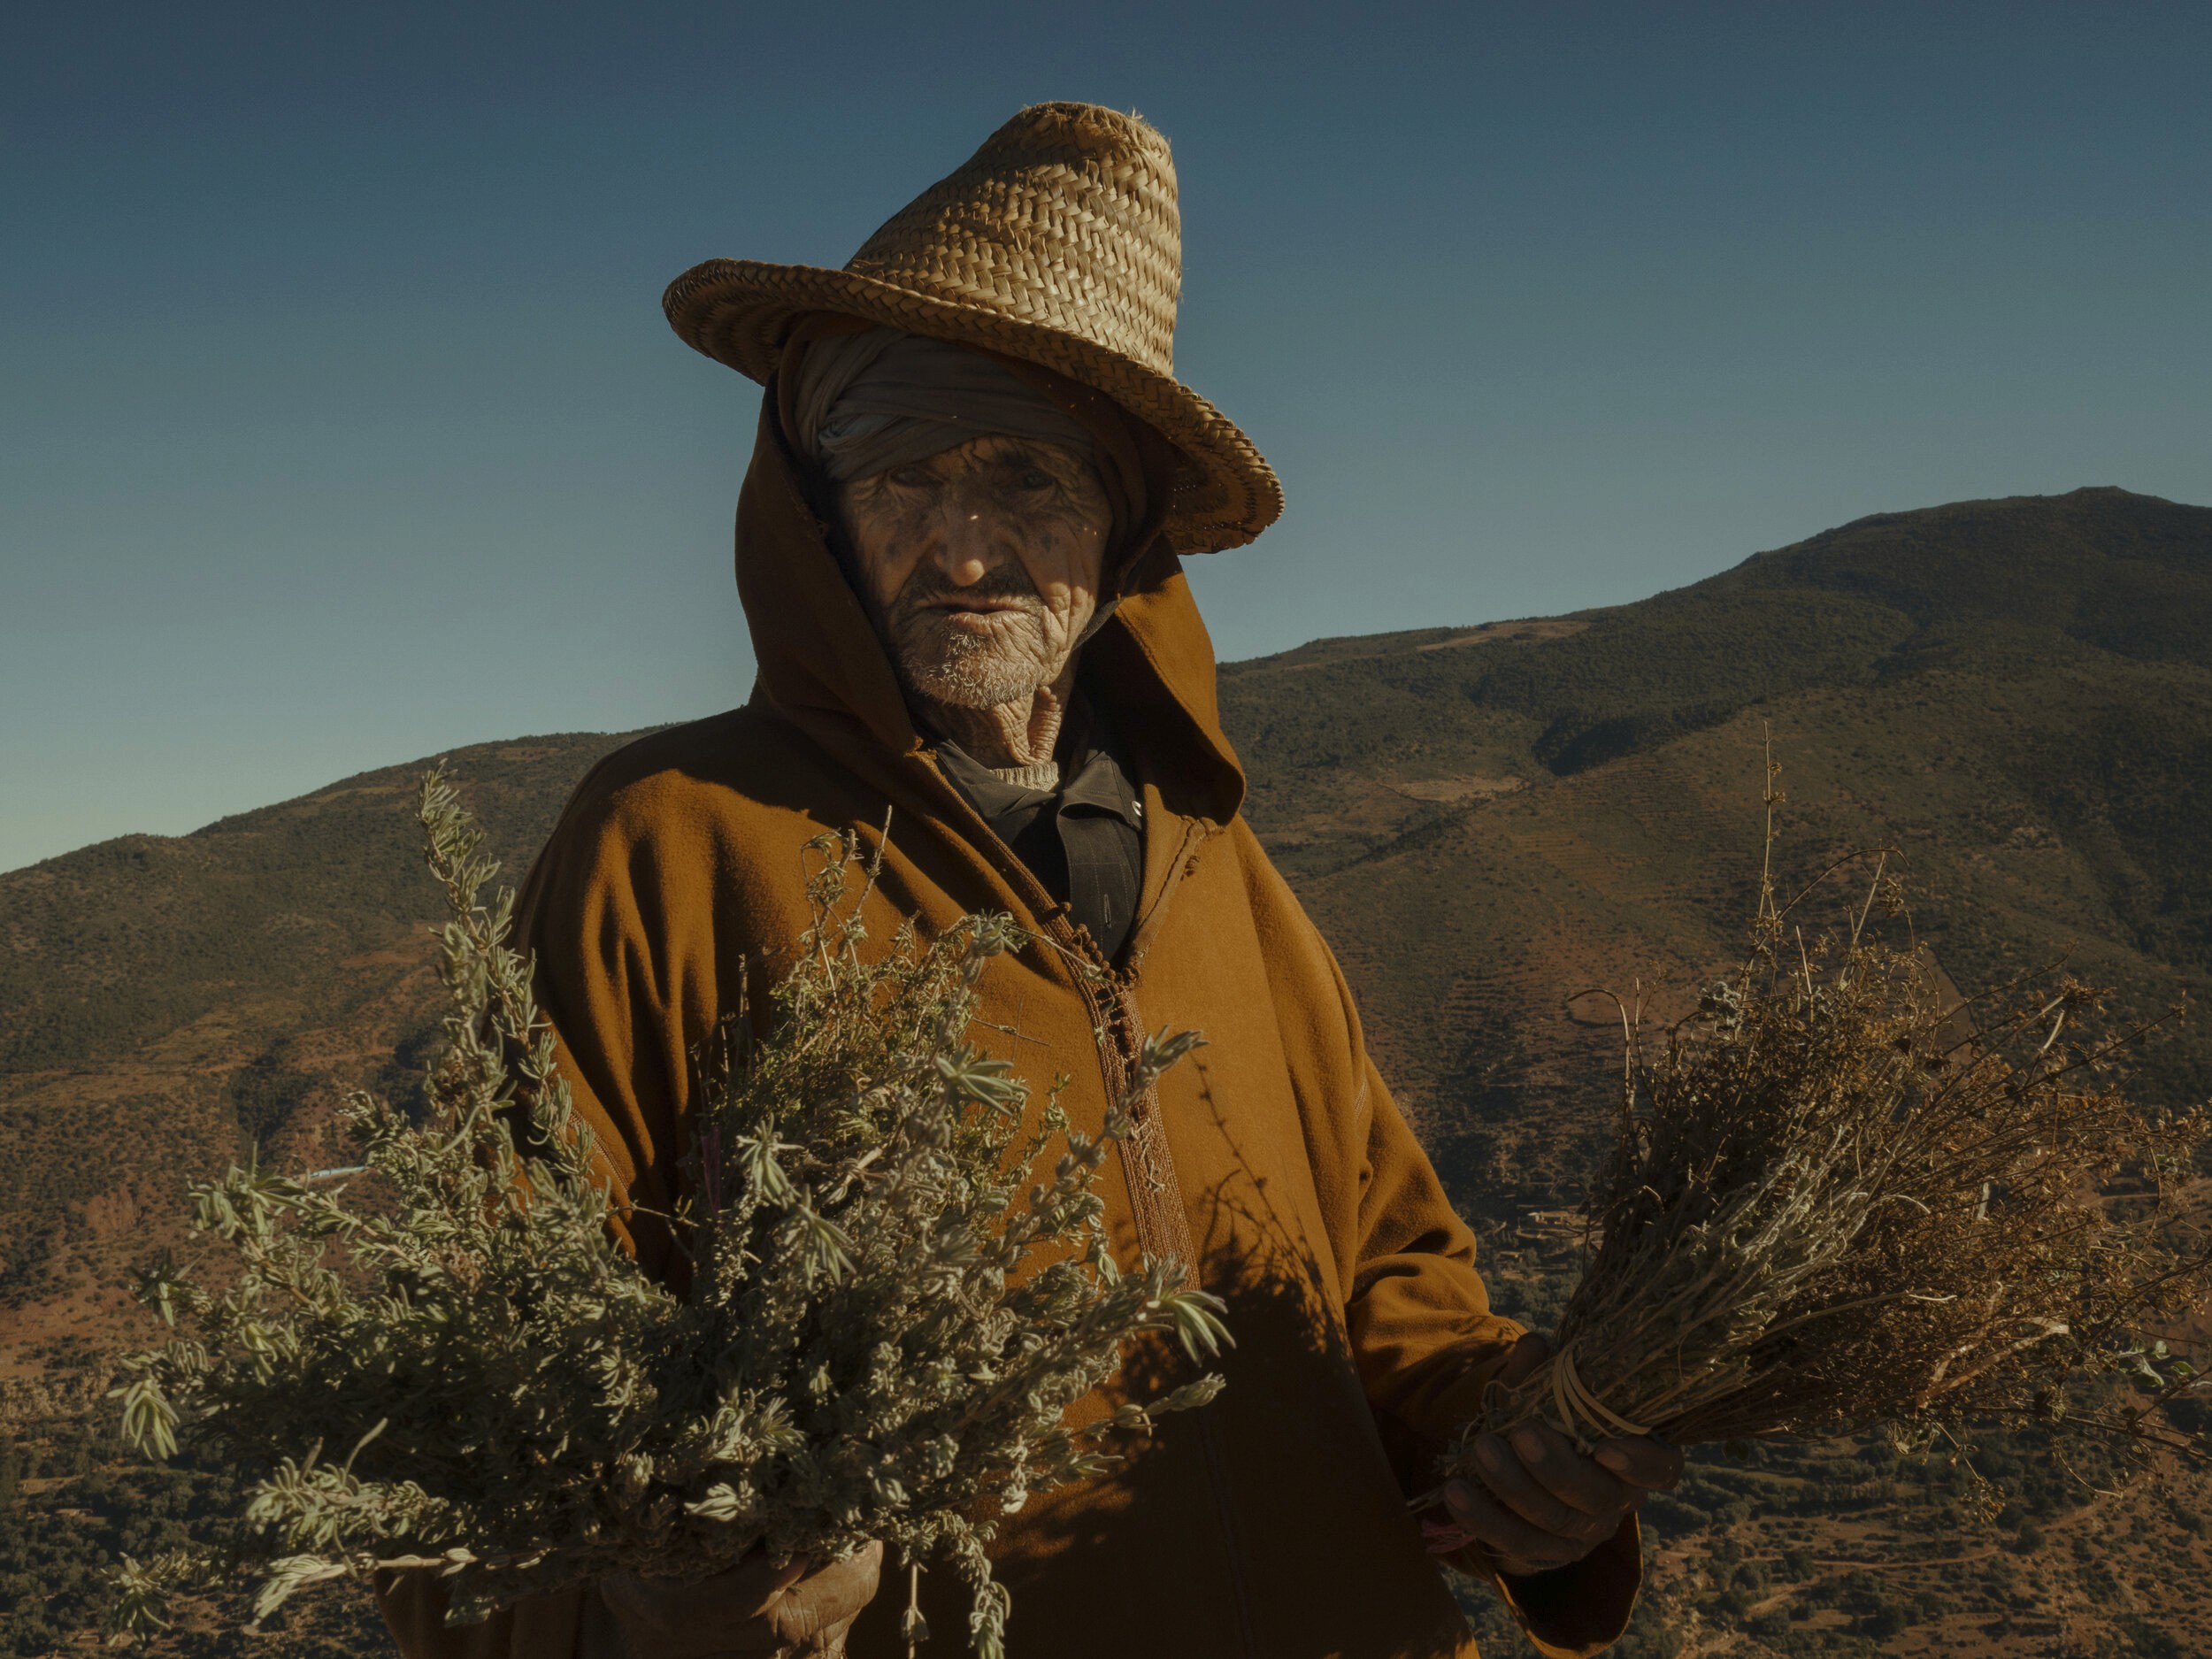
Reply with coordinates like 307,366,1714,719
5,1,2208,872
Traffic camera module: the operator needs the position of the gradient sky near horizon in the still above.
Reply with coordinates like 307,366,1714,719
5,2,2209,872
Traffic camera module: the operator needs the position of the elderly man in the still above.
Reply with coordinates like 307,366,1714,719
378,103,1676,1659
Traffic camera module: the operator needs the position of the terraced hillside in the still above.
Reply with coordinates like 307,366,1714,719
4,486,2208,1656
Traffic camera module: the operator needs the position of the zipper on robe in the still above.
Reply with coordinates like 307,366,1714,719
905,759,1263,1659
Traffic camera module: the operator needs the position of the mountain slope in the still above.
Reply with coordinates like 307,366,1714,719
0,735,641,1314
4,486,2211,1656
1217,488,2212,1217
7,484,2208,1358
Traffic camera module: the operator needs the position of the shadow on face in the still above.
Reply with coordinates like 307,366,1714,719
839,435,1113,710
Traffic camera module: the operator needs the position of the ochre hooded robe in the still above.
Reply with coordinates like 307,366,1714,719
376,390,1641,1659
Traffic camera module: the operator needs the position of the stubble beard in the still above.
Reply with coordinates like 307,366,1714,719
886,578,1064,712
898,632,1050,709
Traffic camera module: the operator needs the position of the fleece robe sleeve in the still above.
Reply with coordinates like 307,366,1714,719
373,1572,622,1659
1279,885,1644,1659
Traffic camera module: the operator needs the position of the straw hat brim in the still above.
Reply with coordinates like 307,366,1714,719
663,258,1282,554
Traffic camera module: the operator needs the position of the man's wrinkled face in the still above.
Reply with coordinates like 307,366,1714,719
839,435,1112,710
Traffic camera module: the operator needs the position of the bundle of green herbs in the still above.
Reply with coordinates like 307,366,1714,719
1433,762,2211,1507
111,770,1228,1655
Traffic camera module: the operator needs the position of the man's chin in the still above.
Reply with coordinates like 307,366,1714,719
896,648,1051,711
902,668,1051,710
894,622,1056,711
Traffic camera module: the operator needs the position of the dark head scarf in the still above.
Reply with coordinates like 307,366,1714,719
787,327,1100,483
773,313,1181,596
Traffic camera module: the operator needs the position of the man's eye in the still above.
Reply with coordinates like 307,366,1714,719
886,465,933,488
1018,469,1052,490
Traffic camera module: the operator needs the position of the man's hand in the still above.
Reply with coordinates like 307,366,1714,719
598,1540,882,1658
1427,1333,1682,1578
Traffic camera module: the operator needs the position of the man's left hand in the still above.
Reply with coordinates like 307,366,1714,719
1426,1333,1683,1578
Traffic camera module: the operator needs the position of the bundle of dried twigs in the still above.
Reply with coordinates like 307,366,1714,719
1438,761,2210,1494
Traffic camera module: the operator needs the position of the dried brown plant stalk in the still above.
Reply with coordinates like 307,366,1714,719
1437,756,2212,1494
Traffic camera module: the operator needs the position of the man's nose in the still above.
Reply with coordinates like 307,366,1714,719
931,501,1002,586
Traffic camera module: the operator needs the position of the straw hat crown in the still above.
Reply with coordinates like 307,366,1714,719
664,102,1280,553
845,104,1181,377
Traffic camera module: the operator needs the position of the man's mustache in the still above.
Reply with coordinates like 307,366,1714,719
892,563,1042,615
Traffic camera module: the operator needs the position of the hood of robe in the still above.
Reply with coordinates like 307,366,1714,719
732,316,1248,831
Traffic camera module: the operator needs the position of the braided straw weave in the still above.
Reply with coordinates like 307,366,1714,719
662,102,1281,554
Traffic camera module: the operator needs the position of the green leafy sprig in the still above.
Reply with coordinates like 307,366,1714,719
111,771,1227,1655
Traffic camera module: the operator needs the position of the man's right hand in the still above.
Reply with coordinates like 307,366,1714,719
598,1541,883,1658
1428,1335,1679,1578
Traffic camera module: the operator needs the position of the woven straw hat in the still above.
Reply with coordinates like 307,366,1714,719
663,102,1281,554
